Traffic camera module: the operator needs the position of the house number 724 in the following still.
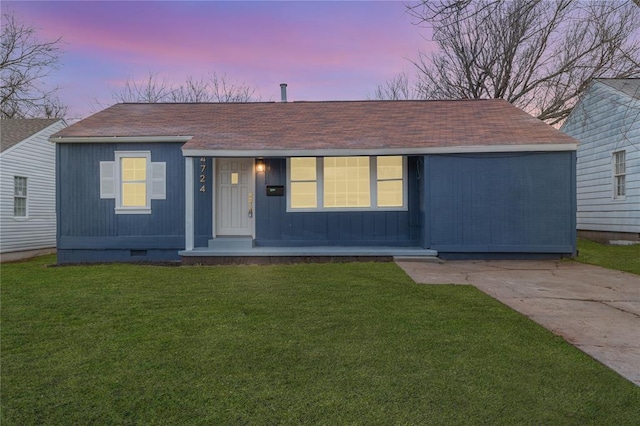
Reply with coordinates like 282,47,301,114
199,157,206,192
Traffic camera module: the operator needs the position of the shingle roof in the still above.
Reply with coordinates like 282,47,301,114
598,78,640,100
51,100,577,153
1,118,61,152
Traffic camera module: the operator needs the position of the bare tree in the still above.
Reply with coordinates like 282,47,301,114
371,71,418,100
404,0,640,125
169,76,211,103
1,12,67,118
205,72,257,103
407,0,500,24
569,80,640,152
110,72,174,103
108,71,258,104
616,85,640,152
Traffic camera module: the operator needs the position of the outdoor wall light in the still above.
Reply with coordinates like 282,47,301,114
255,159,265,173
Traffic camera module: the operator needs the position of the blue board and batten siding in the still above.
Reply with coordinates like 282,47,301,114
56,142,187,263
254,157,423,247
424,152,576,257
56,146,576,262
193,157,213,248
254,153,575,256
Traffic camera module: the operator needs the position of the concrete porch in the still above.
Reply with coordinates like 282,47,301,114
179,237,438,265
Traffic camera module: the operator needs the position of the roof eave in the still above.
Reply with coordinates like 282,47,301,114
48,135,193,144
181,143,578,158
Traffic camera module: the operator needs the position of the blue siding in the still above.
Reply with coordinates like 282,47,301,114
193,157,213,247
419,157,429,248
255,157,423,247
56,143,186,263
424,152,576,255
58,146,576,262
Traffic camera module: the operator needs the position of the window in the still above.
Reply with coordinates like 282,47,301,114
100,151,166,214
613,151,626,199
377,156,403,207
324,157,370,208
14,176,27,217
290,157,318,208
288,156,406,211
121,157,147,207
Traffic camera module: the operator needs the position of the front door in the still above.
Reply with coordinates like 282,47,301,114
217,158,254,236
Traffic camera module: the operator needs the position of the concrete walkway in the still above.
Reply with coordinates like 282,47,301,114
395,260,640,386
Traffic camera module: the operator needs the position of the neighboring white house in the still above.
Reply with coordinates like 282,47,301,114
1,119,67,261
561,78,640,243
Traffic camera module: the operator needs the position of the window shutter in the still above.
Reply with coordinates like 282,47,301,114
99,161,116,199
150,162,166,200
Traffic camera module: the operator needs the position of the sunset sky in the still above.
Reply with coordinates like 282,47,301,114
3,1,431,120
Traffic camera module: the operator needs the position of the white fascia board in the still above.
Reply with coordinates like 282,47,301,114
181,143,577,158
48,135,193,144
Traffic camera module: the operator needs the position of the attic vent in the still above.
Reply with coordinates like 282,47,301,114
280,83,287,102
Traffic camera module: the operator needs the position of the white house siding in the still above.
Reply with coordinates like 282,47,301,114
0,120,66,254
562,81,640,234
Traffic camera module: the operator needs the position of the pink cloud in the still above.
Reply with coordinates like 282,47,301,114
4,1,433,116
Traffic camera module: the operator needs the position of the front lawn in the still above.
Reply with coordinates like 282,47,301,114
577,238,640,275
2,256,638,424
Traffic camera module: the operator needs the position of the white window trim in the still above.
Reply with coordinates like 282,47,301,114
375,156,407,208
286,156,408,212
287,157,320,209
613,150,626,200
99,151,166,214
13,176,28,219
115,151,152,214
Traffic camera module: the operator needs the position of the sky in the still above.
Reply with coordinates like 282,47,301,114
3,1,432,120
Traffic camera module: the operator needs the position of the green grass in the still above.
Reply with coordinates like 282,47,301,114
576,238,640,275
2,256,639,425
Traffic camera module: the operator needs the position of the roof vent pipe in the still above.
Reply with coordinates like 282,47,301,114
280,83,287,102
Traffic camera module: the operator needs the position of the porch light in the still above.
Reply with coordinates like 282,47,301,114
255,159,265,173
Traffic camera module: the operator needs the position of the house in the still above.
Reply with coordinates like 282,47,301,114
1,118,67,262
561,79,640,243
49,98,578,264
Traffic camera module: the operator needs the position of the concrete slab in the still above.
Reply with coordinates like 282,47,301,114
395,259,640,386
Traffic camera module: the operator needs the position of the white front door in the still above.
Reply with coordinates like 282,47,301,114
216,158,254,236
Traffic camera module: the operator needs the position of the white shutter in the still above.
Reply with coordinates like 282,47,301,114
99,161,116,199
150,162,166,200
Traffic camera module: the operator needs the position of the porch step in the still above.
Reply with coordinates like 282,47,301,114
393,255,443,263
208,236,254,250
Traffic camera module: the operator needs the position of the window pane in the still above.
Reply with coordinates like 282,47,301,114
614,151,626,198
378,180,403,207
377,156,403,180
615,151,626,175
324,156,370,208
14,176,27,197
14,197,26,217
615,175,626,198
291,182,317,208
122,182,146,207
291,158,316,181
14,177,27,217
122,158,146,181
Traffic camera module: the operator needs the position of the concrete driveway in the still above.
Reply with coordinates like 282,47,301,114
395,259,640,386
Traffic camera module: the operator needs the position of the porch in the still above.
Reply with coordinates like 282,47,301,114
179,237,438,265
